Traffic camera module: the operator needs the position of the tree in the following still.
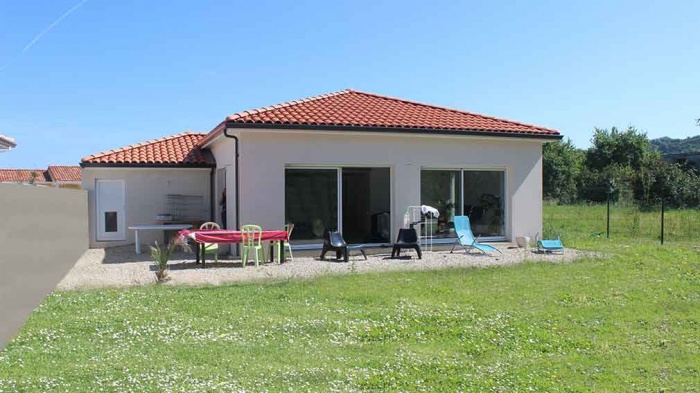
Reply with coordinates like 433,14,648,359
579,126,664,203
648,161,700,207
542,138,584,203
578,164,635,203
585,126,660,173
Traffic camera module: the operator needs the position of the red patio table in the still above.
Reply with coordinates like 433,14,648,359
178,229,288,267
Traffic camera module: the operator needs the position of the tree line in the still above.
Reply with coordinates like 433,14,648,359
543,126,700,207
652,135,700,155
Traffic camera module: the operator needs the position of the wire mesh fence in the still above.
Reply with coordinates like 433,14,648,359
543,201,700,245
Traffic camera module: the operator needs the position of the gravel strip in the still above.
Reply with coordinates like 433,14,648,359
57,244,592,291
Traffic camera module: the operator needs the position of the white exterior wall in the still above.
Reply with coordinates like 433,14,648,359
82,167,211,248
209,129,544,244
209,133,239,231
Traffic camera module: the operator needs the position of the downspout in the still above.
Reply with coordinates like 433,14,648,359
209,167,215,222
222,128,240,254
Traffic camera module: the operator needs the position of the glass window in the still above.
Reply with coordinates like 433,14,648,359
285,169,338,243
420,170,461,238
463,171,505,237
104,212,118,232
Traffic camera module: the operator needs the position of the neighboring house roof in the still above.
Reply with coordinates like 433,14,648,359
0,166,81,183
0,135,16,149
0,169,50,183
200,89,561,145
81,132,215,167
47,166,82,182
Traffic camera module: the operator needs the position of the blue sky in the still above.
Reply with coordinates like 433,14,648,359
1,0,698,169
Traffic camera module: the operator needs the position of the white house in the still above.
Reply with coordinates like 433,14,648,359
81,89,562,250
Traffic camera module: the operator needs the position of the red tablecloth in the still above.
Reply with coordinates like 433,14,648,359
179,229,288,244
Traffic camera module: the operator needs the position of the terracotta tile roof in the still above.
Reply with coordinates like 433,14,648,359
47,166,82,182
214,89,559,138
81,132,214,166
0,135,16,148
0,169,49,183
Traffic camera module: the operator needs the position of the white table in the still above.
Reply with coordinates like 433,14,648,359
128,224,193,254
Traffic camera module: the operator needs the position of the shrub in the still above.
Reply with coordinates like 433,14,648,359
150,236,191,282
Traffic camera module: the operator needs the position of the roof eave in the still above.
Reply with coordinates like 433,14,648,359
223,121,563,140
80,162,216,169
196,121,226,148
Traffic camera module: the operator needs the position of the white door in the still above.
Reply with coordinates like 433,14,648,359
96,179,125,241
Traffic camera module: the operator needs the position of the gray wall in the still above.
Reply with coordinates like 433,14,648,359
0,184,88,348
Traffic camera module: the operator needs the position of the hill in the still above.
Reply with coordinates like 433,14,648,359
651,135,700,155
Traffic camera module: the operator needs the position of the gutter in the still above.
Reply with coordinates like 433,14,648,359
222,128,240,254
223,121,564,141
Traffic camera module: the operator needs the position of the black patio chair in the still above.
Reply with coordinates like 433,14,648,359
391,228,422,259
320,229,349,262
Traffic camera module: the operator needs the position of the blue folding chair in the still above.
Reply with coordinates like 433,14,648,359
450,215,502,255
535,233,564,254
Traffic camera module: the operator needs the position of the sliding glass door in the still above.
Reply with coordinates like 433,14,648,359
463,171,505,237
420,170,461,238
285,168,338,243
421,169,506,239
342,168,390,243
285,167,390,245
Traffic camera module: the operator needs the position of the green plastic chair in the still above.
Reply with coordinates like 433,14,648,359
241,224,264,267
283,223,294,262
270,223,294,264
199,222,220,263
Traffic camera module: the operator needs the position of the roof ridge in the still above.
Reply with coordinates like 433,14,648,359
348,89,559,133
81,131,206,162
225,89,353,121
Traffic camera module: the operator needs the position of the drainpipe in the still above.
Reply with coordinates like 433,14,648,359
223,128,240,255
209,167,215,222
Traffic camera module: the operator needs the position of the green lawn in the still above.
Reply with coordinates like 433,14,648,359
1,208,699,391
544,203,700,245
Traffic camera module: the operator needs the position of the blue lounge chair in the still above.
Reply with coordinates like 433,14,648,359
535,233,564,253
450,216,502,255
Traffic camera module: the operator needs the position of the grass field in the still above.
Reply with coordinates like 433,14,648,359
0,207,699,391
544,203,700,245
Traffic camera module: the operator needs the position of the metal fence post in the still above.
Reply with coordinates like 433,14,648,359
660,198,665,245
606,192,611,239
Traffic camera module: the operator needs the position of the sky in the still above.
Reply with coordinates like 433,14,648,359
0,0,698,169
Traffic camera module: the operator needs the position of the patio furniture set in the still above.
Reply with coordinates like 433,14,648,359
132,214,564,268
179,222,294,267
